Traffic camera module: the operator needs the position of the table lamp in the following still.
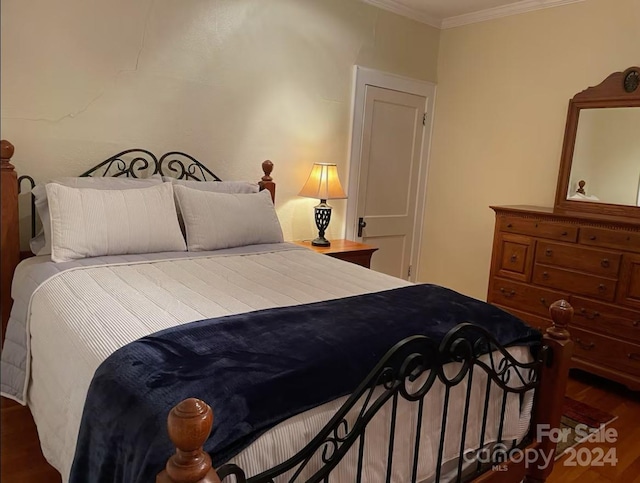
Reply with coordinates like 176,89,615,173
298,163,347,247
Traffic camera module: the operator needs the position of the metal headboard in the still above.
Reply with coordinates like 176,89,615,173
157,151,221,181
20,149,223,238
79,148,221,181
18,175,36,239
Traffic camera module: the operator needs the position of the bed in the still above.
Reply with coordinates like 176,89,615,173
0,139,574,483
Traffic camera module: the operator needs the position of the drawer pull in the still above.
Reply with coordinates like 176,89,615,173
540,297,548,307
507,223,513,228
629,353,640,362
633,320,639,327
578,308,600,320
510,254,518,262
589,235,597,241
561,231,568,236
545,249,552,257
601,258,610,268
575,338,595,351
535,223,539,228
500,288,516,298
542,271,549,279
598,284,606,292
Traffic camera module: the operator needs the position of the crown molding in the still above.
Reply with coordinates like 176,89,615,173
361,0,442,28
361,0,586,29
441,0,586,29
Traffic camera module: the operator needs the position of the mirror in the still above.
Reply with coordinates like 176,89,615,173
569,107,640,206
555,66,640,219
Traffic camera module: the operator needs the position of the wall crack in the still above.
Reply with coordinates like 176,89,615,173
2,0,155,124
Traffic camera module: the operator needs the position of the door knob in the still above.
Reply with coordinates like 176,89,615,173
358,217,367,237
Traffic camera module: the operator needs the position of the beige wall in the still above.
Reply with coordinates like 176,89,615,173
419,0,640,300
0,0,439,244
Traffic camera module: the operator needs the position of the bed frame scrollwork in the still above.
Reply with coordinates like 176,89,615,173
159,302,574,483
78,148,225,181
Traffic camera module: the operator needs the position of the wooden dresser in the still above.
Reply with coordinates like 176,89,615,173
488,205,640,390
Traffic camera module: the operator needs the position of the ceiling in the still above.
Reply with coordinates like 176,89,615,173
362,0,585,28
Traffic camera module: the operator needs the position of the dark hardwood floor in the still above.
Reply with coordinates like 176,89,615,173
547,370,640,483
1,370,639,482
1,397,60,482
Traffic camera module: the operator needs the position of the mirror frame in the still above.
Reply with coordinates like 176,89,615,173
554,66,640,219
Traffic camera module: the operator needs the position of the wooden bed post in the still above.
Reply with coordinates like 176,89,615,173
1,139,19,344
525,300,574,483
157,398,221,483
259,160,276,203
473,300,574,483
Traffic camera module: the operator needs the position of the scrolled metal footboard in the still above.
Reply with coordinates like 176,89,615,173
159,315,569,483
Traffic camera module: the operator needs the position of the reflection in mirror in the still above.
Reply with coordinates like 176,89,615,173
567,107,640,206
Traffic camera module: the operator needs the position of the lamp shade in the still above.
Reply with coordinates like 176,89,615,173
298,163,347,200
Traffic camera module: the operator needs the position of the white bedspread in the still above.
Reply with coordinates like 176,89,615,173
2,243,532,482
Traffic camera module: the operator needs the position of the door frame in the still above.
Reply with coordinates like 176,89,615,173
345,66,436,281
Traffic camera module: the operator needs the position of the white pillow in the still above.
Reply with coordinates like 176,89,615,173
174,185,283,251
163,177,259,194
46,183,186,262
31,175,163,256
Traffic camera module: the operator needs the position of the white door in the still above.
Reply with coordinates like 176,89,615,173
346,68,435,281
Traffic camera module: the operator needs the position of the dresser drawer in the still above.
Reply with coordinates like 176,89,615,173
535,241,621,278
571,327,640,377
495,233,534,282
571,296,640,343
579,227,640,253
328,251,374,268
618,254,640,309
500,217,578,242
493,304,552,333
532,264,617,302
489,278,568,319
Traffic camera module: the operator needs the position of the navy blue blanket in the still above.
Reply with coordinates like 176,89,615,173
69,284,540,482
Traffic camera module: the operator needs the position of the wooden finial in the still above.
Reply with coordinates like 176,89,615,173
157,398,221,483
546,299,572,341
577,180,586,194
1,140,15,169
261,160,273,182
259,160,276,203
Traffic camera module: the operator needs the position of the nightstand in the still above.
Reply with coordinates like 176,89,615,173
292,239,378,268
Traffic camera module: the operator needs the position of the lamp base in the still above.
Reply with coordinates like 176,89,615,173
312,201,332,248
311,236,331,247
